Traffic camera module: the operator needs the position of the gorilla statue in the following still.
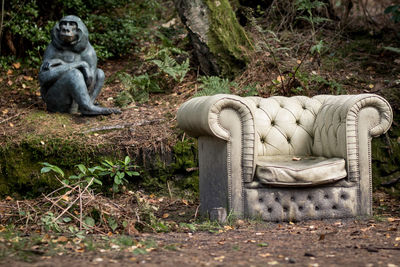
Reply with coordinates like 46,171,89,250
39,15,120,115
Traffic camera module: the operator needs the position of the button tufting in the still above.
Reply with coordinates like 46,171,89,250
256,104,260,108
324,194,329,199
267,207,273,213
283,206,288,212
271,120,275,126
340,193,348,200
287,137,291,143
258,197,263,202
260,136,266,143
307,195,313,201
290,196,295,201
315,206,320,211
332,205,337,210
296,119,300,125
275,197,280,202
298,206,304,211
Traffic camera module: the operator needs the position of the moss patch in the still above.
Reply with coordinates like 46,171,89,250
0,136,122,198
371,115,400,194
206,0,253,76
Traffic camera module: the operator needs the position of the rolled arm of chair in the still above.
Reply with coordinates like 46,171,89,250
312,94,393,184
177,94,257,182
312,94,392,158
177,94,255,140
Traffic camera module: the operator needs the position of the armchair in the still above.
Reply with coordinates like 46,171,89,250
177,94,392,221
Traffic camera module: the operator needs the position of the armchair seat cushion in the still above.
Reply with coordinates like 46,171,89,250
255,156,347,187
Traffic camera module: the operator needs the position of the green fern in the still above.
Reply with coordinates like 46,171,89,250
149,47,190,83
194,76,236,97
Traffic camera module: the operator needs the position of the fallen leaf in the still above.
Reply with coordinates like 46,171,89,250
7,80,13,86
2,109,8,115
224,225,233,230
5,196,13,201
182,199,189,205
0,225,5,232
297,59,302,64
276,75,285,82
57,236,68,243
259,253,272,258
7,69,13,75
395,237,400,241
162,213,169,218
13,62,21,69
23,75,33,81
214,255,225,261
368,84,374,89
268,261,279,265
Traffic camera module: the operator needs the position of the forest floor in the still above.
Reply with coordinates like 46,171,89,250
0,190,399,266
1,3,400,266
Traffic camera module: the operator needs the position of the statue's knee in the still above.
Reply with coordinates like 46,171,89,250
96,69,105,82
62,69,85,86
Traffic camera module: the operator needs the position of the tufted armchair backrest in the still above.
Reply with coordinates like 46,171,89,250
246,96,323,157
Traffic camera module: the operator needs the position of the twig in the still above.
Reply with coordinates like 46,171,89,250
0,104,35,125
0,0,4,54
194,204,200,219
79,186,83,231
53,178,94,222
167,181,173,199
286,41,315,91
83,119,163,133
0,112,23,125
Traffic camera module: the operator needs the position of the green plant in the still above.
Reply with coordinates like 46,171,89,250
194,76,236,96
99,156,140,193
118,72,162,103
384,46,400,54
150,47,190,83
40,212,62,232
295,0,329,55
41,162,103,188
385,5,400,23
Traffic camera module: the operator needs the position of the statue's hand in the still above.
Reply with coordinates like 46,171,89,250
76,61,93,87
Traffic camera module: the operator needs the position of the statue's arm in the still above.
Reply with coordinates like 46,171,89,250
38,50,90,88
80,44,98,87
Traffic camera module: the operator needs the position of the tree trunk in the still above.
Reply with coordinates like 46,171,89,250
175,0,253,77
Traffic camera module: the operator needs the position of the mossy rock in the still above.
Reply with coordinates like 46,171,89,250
0,137,121,198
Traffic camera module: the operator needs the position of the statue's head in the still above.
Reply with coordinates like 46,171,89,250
51,15,89,52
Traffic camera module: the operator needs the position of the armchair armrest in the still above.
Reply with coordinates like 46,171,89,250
177,94,256,182
312,94,392,159
177,94,253,140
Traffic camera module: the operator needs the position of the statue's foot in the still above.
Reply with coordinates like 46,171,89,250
80,106,121,116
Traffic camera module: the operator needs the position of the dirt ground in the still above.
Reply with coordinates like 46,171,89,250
2,216,400,266
0,190,398,267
